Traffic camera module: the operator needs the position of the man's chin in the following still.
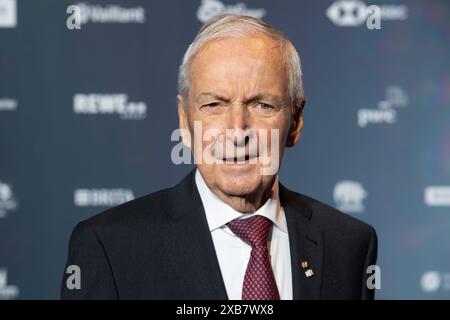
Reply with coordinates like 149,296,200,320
217,174,263,197
220,186,258,197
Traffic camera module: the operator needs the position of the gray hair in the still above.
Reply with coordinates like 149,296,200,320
178,14,304,109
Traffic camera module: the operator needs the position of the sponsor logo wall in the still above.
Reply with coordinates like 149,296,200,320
1,0,449,299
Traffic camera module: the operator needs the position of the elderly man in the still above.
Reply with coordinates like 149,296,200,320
62,15,377,300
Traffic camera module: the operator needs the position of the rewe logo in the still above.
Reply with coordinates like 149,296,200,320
334,180,367,214
73,93,147,120
0,180,18,218
197,0,266,23
0,0,16,28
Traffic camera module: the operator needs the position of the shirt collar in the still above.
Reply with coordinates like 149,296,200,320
195,169,287,233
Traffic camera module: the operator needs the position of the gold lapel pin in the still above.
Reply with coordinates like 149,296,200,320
300,260,314,278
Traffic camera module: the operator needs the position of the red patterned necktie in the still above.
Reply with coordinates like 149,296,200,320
227,215,280,300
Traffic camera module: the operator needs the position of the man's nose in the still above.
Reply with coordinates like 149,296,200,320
226,104,250,145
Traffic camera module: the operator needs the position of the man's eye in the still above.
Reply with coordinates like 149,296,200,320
256,103,274,110
203,102,219,108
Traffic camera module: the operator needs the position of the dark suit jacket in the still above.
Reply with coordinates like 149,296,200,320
61,170,377,300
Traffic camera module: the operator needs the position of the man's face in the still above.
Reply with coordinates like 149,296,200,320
178,36,302,204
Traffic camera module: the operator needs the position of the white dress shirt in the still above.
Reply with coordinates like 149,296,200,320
195,170,293,300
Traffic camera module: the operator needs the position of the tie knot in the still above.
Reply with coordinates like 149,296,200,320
227,215,273,248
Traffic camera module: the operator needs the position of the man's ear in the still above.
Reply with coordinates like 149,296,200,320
286,96,306,147
177,94,192,149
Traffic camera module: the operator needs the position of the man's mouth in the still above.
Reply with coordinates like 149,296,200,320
222,153,258,163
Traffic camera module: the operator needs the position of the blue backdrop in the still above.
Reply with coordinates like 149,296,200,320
0,0,449,299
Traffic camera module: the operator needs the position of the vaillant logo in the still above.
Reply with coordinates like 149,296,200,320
69,2,146,26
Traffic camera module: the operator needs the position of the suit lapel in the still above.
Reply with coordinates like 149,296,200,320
163,170,228,299
162,171,323,300
280,184,324,300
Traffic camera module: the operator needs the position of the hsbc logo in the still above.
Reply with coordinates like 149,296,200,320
326,0,408,29
327,0,373,27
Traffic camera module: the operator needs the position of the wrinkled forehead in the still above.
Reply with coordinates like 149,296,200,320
191,35,283,71
189,36,288,98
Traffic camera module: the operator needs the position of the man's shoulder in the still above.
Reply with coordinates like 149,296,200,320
75,171,198,234
283,187,375,236
79,186,172,233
